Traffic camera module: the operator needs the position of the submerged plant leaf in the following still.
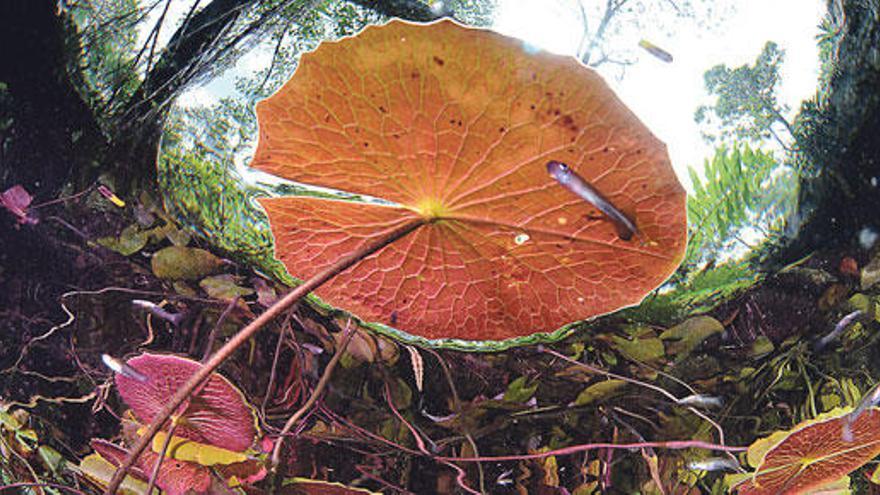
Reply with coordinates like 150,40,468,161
574,379,627,407
78,453,150,495
199,274,255,301
660,315,724,360
611,334,665,364
504,376,538,403
731,408,880,494
97,224,149,256
151,246,223,280
251,19,687,344
89,439,211,495
150,431,249,466
115,353,258,451
0,184,37,226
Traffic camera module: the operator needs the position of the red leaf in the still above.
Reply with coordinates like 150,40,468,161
250,20,687,343
734,408,880,494
115,353,258,452
0,185,37,226
89,439,211,495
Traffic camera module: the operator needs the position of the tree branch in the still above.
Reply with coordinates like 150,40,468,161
580,0,626,67
345,0,447,21
119,0,258,128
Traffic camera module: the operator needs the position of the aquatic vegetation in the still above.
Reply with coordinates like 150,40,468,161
81,353,266,494
252,19,686,346
727,408,880,494
6,2,880,494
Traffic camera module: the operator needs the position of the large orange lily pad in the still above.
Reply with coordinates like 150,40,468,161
251,19,687,346
730,408,880,494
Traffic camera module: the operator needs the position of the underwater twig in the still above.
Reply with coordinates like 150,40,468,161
103,218,426,495
383,382,479,495
269,319,356,479
31,184,96,209
2,292,77,375
353,463,415,494
610,411,666,495
201,296,240,361
260,316,293,422
145,420,179,495
132,300,186,327
433,438,746,463
543,348,729,447
46,216,89,240
425,348,486,493
318,404,423,456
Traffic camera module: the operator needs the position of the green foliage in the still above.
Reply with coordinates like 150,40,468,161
695,41,793,147
158,115,289,282
625,143,795,323
686,144,795,266
444,0,498,26
66,0,142,119
1,407,70,492
621,260,759,324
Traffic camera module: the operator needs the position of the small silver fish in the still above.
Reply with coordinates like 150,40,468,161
101,354,149,383
131,299,185,326
546,161,640,240
843,381,880,441
814,309,864,350
638,39,674,63
687,457,741,472
677,394,724,409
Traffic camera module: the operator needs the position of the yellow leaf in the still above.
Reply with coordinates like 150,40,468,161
151,431,248,466
78,453,149,495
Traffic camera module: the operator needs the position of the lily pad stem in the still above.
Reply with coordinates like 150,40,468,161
104,218,425,495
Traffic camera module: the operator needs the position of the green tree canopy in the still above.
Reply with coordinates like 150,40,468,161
695,41,795,149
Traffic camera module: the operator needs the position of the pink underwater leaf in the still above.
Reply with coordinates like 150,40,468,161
89,439,211,495
0,185,37,226
115,353,258,452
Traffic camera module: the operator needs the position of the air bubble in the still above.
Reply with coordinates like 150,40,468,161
514,233,530,245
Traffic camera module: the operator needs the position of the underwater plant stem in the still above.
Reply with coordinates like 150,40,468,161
104,218,426,495
145,420,179,495
433,439,746,463
269,318,357,479
426,348,486,493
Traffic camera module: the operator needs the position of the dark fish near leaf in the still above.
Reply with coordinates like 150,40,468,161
546,160,640,240
638,39,674,63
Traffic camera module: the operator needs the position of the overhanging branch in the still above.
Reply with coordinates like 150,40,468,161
345,0,446,21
